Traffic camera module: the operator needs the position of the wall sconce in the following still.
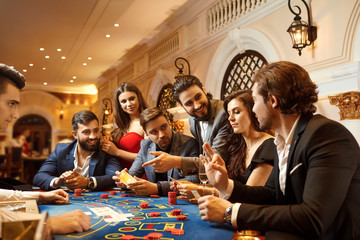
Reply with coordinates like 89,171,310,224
102,98,112,125
287,0,317,56
174,57,191,79
59,106,64,120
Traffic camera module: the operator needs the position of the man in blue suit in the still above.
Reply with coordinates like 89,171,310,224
113,107,199,196
34,110,121,190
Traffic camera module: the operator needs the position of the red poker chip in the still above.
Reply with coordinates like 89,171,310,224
139,202,149,208
176,214,187,221
100,194,109,199
109,191,117,195
165,227,174,232
147,232,162,240
170,209,182,216
120,235,135,240
149,212,160,217
127,194,135,197
74,189,82,196
150,195,159,198
171,228,184,235
120,194,128,197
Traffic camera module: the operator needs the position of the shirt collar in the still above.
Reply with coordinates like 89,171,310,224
274,115,301,150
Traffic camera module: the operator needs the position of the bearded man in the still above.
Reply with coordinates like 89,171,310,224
34,110,121,190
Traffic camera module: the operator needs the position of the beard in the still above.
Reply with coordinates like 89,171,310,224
187,98,211,121
78,136,100,152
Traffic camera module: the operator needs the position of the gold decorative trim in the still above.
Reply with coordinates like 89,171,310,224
328,91,360,120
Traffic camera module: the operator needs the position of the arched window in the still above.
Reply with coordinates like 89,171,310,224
156,83,177,111
221,50,267,99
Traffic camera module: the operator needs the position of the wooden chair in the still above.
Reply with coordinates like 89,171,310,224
0,147,23,181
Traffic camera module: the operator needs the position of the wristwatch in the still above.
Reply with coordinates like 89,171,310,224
224,206,232,224
87,177,95,189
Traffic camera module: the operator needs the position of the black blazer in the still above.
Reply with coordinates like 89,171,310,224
228,114,360,240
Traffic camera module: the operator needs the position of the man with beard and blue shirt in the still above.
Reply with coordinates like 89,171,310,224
34,110,121,190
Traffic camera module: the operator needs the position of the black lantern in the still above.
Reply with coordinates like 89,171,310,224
174,57,191,79
287,0,317,56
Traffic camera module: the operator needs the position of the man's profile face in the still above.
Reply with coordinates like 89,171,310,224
178,85,210,120
145,115,172,151
0,82,20,130
73,119,100,152
252,83,273,131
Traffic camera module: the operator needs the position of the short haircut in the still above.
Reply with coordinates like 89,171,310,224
0,63,26,94
253,61,318,115
173,75,203,103
72,110,99,132
140,107,168,132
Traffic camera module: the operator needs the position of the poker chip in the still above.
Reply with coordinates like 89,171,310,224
109,191,117,195
127,194,135,197
170,209,182,216
165,227,174,232
139,202,149,208
168,191,177,205
176,214,187,221
171,228,184,235
120,235,135,240
149,212,160,217
74,189,82,196
150,194,159,198
100,194,109,199
147,232,163,240
120,194,128,197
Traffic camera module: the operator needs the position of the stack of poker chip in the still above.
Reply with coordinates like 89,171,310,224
74,189,82,196
168,191,177,205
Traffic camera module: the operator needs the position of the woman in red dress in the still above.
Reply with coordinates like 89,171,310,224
101,82,148,170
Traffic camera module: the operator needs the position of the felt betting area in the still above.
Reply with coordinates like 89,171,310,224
38,191,235,240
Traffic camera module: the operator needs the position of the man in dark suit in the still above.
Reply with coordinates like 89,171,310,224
198,61,360,239
34,110,121,190
113,107,199,196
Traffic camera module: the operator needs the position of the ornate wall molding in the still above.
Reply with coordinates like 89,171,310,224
329,91,360,120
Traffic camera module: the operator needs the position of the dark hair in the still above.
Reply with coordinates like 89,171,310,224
223,90,262,179
173,75,213,103
140,107,168,132
72,110,98,132
0,63,26,93
253,61,318,114
112,82,148,141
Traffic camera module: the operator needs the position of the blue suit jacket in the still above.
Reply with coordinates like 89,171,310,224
33,140,121,190
129,131,199,195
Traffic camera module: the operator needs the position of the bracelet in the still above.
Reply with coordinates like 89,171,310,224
212,187,216,196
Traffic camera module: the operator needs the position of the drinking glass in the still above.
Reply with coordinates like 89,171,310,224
198,160,208,195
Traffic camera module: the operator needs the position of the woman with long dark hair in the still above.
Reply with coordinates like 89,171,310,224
101,82,148,170
176,89,274,197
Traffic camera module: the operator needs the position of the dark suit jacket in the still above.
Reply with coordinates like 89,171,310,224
228,114,360,240
33,140,121,190
129,131,199,195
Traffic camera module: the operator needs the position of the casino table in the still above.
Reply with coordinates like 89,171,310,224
38,191,236,239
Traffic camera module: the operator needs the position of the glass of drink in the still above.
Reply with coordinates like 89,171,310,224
198,160,208,195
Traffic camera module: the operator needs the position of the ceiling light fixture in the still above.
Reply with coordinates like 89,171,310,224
61,56,66,59
45,56,50,59
43,68,46,70
40,48,45,51
29,64,34,66
287,0,317,56
88,57,92,60
57,49,62,52
114,23,119,27
23,69,27,72
83,63,87,66
106,34,110,38
70,80,74,83
43,82,48,85
72,76,76,79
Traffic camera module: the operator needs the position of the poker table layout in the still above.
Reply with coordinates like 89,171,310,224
38,191,236,240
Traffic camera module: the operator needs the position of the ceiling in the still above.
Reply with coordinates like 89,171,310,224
0,0,187,94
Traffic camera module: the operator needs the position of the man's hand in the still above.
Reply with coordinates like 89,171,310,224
47,209,91,235
142,152,181,172
172,181,201,199
198,195,232,223
127,177,158,196
202,142,229,193
112,170,127,188
63,170,89,189
39,189,69,204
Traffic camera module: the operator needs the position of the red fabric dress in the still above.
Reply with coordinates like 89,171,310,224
117,132,143,170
